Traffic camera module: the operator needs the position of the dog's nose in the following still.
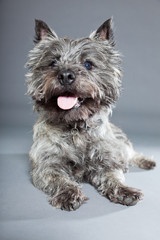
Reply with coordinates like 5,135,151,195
58,70,76,85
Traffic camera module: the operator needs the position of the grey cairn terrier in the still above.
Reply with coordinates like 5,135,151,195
26,18,156,211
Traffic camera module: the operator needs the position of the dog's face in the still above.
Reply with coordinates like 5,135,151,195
26,19,122,123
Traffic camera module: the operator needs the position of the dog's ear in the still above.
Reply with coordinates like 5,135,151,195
34,19,58,43
89,18,115,46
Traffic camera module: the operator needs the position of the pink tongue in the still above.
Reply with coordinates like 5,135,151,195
57,96,78,110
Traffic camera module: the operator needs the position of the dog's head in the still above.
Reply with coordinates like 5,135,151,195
26,19,122,123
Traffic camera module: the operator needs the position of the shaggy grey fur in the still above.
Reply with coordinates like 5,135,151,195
26,19,156,211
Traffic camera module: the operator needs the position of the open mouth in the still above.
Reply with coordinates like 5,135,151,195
56,94,84,110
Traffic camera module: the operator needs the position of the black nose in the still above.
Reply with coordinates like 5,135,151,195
58,70,76,85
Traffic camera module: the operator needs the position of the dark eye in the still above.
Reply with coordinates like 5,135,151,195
49,60,57,67
84,61,93,70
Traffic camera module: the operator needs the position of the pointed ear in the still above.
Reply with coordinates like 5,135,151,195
89,18,115,45
34,19,58,43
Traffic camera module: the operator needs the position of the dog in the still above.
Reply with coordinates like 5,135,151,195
26,18,156,211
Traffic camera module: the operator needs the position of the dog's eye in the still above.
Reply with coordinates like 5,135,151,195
84,61,93,70
49,60,57,67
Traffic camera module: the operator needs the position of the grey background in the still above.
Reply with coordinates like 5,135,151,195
0,0,160,137
0,1,160,240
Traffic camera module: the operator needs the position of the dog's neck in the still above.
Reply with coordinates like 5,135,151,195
69,107,111,133
39,107,111,133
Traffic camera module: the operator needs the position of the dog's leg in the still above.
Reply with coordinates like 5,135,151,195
90,169,143,206
29,123,88,211
130,153,156,170
31,164,87,211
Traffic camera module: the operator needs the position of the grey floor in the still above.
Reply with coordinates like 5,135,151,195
1,0,160,239
0,128,160,240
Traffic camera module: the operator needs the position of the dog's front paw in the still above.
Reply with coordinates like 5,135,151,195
108,186,144,206
49,186,88,211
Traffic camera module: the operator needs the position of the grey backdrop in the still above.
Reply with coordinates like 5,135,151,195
1,1,160,240
0,0,160,140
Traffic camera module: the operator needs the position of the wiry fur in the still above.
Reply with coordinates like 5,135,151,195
26,19,156,210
